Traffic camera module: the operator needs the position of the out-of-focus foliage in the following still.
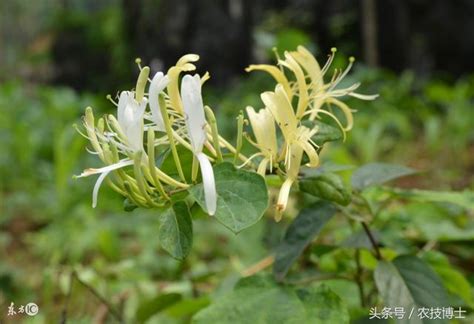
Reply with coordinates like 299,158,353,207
1,62,473,321
1,1,474,322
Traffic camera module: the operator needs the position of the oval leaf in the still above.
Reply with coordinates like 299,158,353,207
192,275,349,324
274,201,336,281
374,255,449,324
189,162,268,233
351,163,417,190
136,293,182,323
159,202,193,260
300,173,351,205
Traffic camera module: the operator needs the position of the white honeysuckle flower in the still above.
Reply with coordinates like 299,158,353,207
149,72,170,131
76,91,147,208
76,159,134,208
117,91,148,152
181,74,217,216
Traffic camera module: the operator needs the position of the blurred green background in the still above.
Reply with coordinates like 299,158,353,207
1,0,473,322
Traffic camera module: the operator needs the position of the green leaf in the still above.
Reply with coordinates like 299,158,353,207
299,173,351,205
189,162,268,233
341,230,381,249
311,120,343,146
274,201,336,281
166,297,211,318
136,293,182,323
405,203,474,241
301,119,343,147
351,163,417,190
159,145,194,182
374,255,449,324
432,264,473,307
388,188,474,210
192,275,349,324
423,252,473,306
300,162,355,178
296,284,350,323
158,202,193,260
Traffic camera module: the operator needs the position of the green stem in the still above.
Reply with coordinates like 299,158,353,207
159,94,186,182
205,105,223,163
147,129,169,200
234,111,244,164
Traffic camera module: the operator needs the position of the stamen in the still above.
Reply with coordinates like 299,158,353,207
135,57,142,70
329,57,355,91
106,94,118,106
321,47,337,75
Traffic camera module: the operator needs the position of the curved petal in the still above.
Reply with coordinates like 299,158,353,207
76,159,134,177
92,170,110,208
297,140,319,168
167,54,199,114
276,178,294,220
182,74,207,153
261,85,297,142
326,98,354,131
291,46,323,88
280,52,308,118
245,64,292,100
197,152,217,216
126,97,147,152
245,106,278,156
76,159,134,208
117,91,129,131
149,72,170,131
257,157,269,176
348,92,379,100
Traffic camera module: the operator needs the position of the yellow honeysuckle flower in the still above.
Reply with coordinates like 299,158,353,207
278,51,309,119
167,54,200,115
261,84,319,170
245,64,293,100
246,46,378,136
289,46,378,132
275,143,304,221
244,106,278,175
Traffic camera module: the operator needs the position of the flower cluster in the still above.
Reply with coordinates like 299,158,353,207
75,55,240,215
76,46,376,221
244,46,377,219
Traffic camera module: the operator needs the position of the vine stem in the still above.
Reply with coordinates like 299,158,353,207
354,249,366,307
60,271,75,324
241,255,275,277
62,271,124,323
361,221,382,260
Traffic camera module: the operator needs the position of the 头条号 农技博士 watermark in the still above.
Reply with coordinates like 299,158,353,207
369,306,467,320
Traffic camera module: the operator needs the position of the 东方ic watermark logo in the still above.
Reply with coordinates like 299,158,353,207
7,302,39,317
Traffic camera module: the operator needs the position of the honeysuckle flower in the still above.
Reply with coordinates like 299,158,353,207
77,91,148,208
76,55,227,211
149,71,170,131
244,106,278,175
77,159,135,208
261,84,320,169
181,74,217,216
117,91,148,152
258,84,319,219
276,143,304,220
246,46,378,136
167,54,200,115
